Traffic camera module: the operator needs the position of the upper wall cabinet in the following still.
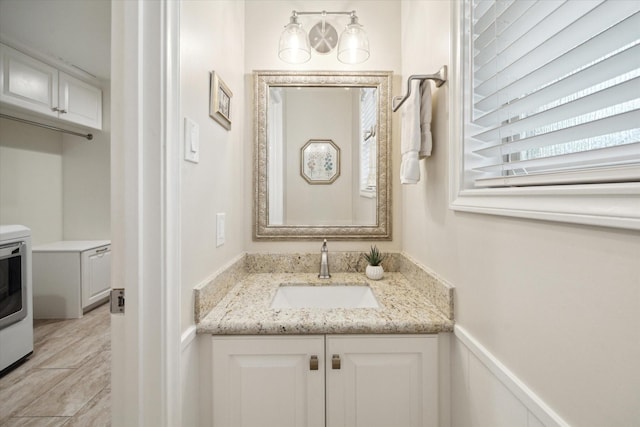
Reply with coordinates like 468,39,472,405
0,43,102,130
57,72,102,129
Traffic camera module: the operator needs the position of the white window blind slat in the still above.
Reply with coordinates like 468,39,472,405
474,0,596,80
472,0,495,28
474,3,639,98
472,76,640,143
474,142,640,175
473,109,640,158
473,1,514,37
474,44,640,128
474,10,640,113
473,0,538,56
474,164,640,188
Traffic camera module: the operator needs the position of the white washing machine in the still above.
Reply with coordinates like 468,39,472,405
0,225,34,374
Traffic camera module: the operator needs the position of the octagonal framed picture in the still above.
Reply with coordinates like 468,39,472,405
300,139,341,184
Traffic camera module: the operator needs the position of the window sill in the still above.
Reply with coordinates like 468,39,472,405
450,182,640,230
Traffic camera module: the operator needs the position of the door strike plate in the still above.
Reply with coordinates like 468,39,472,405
110,289,125,314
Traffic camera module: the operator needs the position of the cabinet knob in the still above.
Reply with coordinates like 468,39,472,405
51,107,60,112
59,109,67,114
309,355,319,371
332,354,341,370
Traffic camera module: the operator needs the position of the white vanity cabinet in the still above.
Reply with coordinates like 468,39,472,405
0,43,102,129
211,336,325,427
211,334,440,427
326,335,439,427
32,240,111,319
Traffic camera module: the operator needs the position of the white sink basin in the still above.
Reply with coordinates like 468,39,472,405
270,284,379,309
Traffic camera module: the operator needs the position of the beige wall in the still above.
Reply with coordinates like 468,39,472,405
0,96,111,246
284,88,354,225
180,0,246,332
244,0,402,254
0,117,63,245
401,1,640,426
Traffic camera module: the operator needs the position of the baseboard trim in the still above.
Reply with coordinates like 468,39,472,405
181,325,197,352
454,325,570,427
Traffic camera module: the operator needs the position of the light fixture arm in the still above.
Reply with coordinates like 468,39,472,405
288,11,300,25
291,10,356,18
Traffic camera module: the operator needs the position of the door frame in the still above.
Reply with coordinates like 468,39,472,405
110,0,181,425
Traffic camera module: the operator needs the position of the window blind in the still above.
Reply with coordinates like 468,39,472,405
360,88,377,193
466,0,640,188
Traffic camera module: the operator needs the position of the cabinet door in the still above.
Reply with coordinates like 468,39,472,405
212,336,325,427
326,335,439,427
59,72,102,129
81,245,111,308
0,44,58,117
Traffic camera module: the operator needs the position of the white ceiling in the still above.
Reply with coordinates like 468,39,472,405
0,0,111,80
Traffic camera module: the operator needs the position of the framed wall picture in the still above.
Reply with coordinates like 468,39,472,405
300,139,341,184
209,71,232,130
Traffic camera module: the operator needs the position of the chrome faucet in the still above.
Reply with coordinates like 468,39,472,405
318,239,331,279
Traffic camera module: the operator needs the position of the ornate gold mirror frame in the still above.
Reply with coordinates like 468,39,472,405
253,70,392,241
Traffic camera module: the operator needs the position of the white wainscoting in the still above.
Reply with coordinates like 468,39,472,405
452,325,570,427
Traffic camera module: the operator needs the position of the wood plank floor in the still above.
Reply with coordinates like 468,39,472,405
0,303,110,426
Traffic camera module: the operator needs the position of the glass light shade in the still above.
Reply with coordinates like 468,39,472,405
279,21,311,64
337,23,369,64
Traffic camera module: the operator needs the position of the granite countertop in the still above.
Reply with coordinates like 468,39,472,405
197,272,454,335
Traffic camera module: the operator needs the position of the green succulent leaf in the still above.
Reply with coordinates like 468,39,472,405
362,245,385,266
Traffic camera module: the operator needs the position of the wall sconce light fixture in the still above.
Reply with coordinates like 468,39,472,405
278,10,369,65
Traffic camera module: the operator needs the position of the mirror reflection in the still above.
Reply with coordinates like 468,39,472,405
267,86,378,226
254,71,392,241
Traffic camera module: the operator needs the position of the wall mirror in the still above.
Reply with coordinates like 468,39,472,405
254,70,392,240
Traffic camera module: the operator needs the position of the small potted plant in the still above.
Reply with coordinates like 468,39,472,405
363,245,385,280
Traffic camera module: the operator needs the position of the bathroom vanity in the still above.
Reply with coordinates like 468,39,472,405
197,258,453,427
211,334,439,427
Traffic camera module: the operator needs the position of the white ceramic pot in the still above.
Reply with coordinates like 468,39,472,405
365,264,384,280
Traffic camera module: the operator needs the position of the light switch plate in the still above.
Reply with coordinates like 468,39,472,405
216,213,225,247
184,117,199,163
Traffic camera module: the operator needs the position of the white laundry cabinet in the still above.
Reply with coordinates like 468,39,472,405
32,240,110,319
0,43,103,130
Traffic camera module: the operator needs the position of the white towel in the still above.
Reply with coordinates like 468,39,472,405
419,81,433,158
400,80,433,184
400,80,421,184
